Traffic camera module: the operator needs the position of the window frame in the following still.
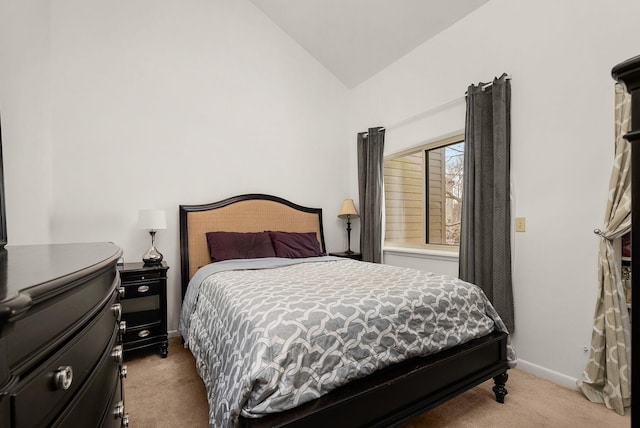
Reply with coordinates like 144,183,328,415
383,132,465,252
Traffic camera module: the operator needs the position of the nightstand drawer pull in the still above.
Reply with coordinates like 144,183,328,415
137,285,150,293
54,366,73,390
119,321,127,335
118,287,125,298
120,365,128,379
138,329,151,338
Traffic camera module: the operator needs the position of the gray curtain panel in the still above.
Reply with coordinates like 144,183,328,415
0,111,6,249
357,127,385,263
459,74,514,333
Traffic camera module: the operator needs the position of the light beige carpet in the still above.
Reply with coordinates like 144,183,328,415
124,338,630,427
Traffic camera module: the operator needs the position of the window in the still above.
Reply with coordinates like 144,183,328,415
384,134,464,249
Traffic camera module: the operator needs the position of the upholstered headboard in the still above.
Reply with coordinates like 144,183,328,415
179,194,325,299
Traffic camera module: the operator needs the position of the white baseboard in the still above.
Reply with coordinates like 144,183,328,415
168,329,181,338
516,358,579,390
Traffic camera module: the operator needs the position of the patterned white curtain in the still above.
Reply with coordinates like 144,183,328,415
579,84,631,415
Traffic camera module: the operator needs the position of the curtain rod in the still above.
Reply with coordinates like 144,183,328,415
473,74,511,92
361,95,464,137
384,95,464,133
361,74,512,137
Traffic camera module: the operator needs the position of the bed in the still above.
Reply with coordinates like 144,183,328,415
179,193,514,427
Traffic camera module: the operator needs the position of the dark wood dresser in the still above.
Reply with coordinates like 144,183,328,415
0,242,128,427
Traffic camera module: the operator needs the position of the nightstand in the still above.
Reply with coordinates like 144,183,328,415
118,262,169,358
329,252,363,261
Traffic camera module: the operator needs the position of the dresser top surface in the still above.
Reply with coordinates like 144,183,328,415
0,242,122,306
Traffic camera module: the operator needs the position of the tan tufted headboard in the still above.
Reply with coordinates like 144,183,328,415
179,194,325,299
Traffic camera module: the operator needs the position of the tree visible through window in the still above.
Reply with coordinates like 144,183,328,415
442,142,464,244
384,136,464,248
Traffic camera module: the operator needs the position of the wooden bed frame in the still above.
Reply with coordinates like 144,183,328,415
179,193,509,427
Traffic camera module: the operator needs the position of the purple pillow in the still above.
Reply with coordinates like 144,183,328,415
206,231,276,262
268,231,322,258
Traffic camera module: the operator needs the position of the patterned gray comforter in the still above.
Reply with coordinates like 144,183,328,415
179,257,515,427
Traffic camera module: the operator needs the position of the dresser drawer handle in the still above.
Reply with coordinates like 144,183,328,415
114,401,125,419
119,320,127,335
54,366,73,390
137,285,150,293
118,287,125,298
138,329,150,338
120,365,128,379
111,303,122,320
112,345,123,364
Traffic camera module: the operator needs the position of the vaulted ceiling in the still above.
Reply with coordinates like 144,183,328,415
249,0,490,88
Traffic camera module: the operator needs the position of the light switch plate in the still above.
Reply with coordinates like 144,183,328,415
515,217,526,232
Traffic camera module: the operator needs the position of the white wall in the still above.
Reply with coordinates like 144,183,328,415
348,0,640,387
0,0,53,244
1,0,351,332
3,0,638,390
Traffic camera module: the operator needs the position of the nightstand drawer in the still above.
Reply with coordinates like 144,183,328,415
123,323,162,343
120,280,161,299
119,270,164,282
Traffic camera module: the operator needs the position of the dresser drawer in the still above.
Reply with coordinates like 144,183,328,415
12,291,120,428
120,279,161,299
102,375,126,428
51,329,124,428
7,267,118,369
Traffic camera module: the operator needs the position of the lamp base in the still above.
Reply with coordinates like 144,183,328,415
142,246,163,265
344,217,354,256
142,230,163,265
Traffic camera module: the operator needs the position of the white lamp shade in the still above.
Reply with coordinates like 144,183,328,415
338,199,359,219
138,209,167,231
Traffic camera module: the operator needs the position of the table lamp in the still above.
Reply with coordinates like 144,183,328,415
338,199,359,254
138,209,166,265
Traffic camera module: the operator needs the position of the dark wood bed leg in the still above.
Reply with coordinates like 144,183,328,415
492,372,508,403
